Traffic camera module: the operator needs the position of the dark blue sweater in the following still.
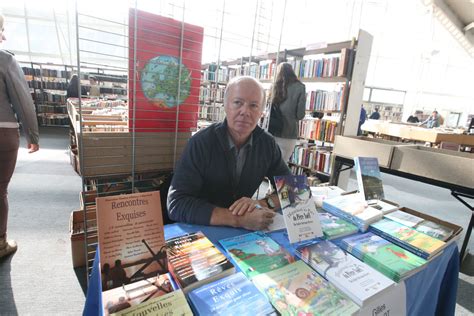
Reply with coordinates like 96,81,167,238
167,120,291,225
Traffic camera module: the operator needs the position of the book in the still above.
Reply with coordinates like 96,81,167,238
102,273,176,316
341,232,427,282
322,193,383,231
384,210,424,227
96,191,168,291
310,185,345,208
166,231,235,294
111,289,193,316
252,260,359,315
296,240,395,306
188,272,275,316
219,232,295,278
318,212,358,240
354,157,384,201
370,218,446,259
274,175,323,243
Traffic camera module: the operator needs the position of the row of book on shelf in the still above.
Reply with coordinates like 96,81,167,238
298,117,337,142
93,156,461,315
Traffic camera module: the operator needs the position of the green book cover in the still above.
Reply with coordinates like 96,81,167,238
318,212,358,239
219,232,295,278
252,261,359,316
342,232,426,282
414,220,454,241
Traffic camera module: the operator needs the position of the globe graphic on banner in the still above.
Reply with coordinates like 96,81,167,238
140,55,191,108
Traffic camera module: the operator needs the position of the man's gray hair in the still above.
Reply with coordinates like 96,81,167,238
224,76,266,107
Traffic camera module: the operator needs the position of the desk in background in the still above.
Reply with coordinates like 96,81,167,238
83,223,459,316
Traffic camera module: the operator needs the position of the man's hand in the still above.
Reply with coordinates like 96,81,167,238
235,208,275,231
229,197,260,216
28,143,39,153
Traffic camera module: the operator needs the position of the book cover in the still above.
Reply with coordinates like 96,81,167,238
252,261,359,315
112,290,193,316
318,212,358,240
274,175,323,243
371,219,445,258
219,232,294,278
384,210,424,228
188,272,275,316
96,191,168,291
297,240,395,306
354,157,385,201
341,233,426,282
166,231,234,293
414,220,455,241
102,273,175,316
128,9,204,132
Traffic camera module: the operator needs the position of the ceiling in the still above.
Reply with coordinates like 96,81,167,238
444,0,474,26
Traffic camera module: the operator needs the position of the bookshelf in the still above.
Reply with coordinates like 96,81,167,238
199,30,373,181
363,86,406,122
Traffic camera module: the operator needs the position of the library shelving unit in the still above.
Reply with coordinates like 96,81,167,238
199,30,373,183
363,86,406,122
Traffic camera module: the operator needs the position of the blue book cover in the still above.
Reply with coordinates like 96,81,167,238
188,272,275,316
354,157,384,201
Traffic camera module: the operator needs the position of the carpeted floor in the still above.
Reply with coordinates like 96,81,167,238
0,126,472,315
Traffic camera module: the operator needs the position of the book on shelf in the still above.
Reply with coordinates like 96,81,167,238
166,231,234,294
274,175,323,243
340,232,427,282
252,260,360,315
96,191,168,292
219,231,295,278
384,208,461,242
188,272,276,316
296,240,395,306
354,156,385,202
111,289,193,316
369,218,446,260
102,273,176,316
318,211,358,240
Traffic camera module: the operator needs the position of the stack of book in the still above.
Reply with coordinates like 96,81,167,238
296,240,395,306
166,231,235,294
369,218,446,260
340,232,427,282
318,211,358,240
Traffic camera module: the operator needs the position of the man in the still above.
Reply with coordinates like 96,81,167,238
358,105,367,135
167,76,291,230
420,111,440,128
369,107,380,120
89,76,100,97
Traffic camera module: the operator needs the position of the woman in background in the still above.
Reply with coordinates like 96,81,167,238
0,14,40,258
269,62,306,162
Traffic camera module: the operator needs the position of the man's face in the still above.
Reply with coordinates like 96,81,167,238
224,79,264,138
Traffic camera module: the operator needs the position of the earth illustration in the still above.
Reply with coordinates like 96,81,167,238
140,55,191,108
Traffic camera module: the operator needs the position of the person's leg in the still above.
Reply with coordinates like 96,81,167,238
0,128,20,258
274,137,297,163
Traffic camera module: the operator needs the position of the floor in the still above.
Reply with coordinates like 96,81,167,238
0,127,472,315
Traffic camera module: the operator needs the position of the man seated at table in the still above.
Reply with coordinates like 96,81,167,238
167,76,291,231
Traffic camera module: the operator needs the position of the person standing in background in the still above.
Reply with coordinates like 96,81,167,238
268,62,306,162
0,14,40,258
358,104,367,135
88,76,100,97
369,107,380,120
66,74,87,99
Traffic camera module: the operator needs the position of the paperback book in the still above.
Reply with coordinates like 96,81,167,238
112,289,193,316
274,175,323,243
341,232,427,282
102,273,176,316
354,157,384,201
219,231,294,278
96,191,168,291
370,218,446,259
166,231,235,294
296,240,395,306
318,211,358,240
384,210,424,228
252,260,359,315
188,272,275,316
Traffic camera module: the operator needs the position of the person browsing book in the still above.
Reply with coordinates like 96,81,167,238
419,110,440,128
0,14,40,258
268,62,306,162
167,76,291,230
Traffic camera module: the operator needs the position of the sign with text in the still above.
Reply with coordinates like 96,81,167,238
358,281,406,316
275,175,323,243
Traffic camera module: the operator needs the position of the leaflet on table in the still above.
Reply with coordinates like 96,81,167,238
357,282,407,316
274,175,323,243
296,240,395,306
219,231,295,278
188,272,275,316
264,208,286,232
95,191,168,292
252,260,359,315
